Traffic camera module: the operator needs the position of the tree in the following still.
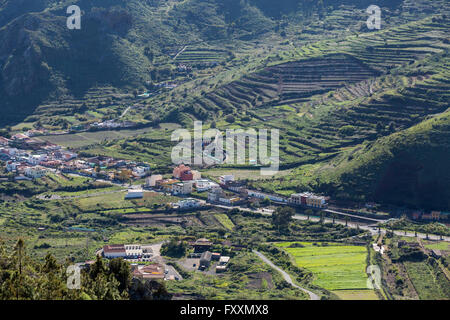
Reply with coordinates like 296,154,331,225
320,212,325,224
272,207,295,232
160,239,188,258
225,115,235,123
109,258,132,294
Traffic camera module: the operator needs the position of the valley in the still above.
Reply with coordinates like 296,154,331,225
0,0,448,302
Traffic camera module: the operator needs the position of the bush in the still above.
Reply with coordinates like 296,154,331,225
225,115,235,123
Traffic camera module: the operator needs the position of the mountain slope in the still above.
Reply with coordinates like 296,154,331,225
318,109,450,210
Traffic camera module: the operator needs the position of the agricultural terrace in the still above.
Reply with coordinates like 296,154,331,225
275,242,376,297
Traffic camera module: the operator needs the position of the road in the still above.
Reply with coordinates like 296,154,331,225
252,250,320,300
209,202,450,241
173,45,188,60
324,208,384,223
120,106,132,118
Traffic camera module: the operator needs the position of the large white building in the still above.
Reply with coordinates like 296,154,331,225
195,179,219,192
103,244,127,259
246,190,286,203
25,166,47,179
125,244,143,258
125,189,144,199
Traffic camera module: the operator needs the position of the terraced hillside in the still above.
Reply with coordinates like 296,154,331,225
198,54,381,113
174,47,232,64
186,14,449,117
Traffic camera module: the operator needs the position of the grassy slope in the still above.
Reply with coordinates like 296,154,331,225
318,108,450,209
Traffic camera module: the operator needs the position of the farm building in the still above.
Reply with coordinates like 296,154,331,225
125,189,144,199
103,245,127,259
192,238,213,253
200,251,212,269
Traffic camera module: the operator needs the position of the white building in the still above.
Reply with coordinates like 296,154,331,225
195,179,219,192
145,174,163,187
191,170,202,180
216,256,230,272
172,182,193,195
25,166,47,179
125,244,143,258
125,189,144,199
177,198,202,210
6,161,19,172
60,151,77,161
103,245,127,259
208,186,224,202
219,175,234,185
133,166,150,178
246,190,286,203
28,154,47,165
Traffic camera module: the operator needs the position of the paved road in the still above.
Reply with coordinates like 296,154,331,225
324,208,384,223
209,202,450,241
120,106,132,118
252,250,320,300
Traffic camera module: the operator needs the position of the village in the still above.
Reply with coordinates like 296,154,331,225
1,129,448,226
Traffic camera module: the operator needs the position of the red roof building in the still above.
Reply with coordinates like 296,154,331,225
173,164,193,181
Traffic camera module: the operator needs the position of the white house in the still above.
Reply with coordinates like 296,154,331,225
219,175,234,185
27,154,47,165
177,198,202,210
103,245,126,259
25,166,47,179
172,182,193,195
247,190,286,203
207,186,224,202
125,189,144,199
6,161,19,172
133,166,150,178
61,151,77,161
195,179,219,192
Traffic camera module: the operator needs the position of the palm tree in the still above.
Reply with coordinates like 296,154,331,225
14,238,25,276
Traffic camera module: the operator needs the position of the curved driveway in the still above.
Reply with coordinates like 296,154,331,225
252,250,320,300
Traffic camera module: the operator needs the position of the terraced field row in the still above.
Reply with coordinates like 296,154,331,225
186,16,448,121
175,47,231,63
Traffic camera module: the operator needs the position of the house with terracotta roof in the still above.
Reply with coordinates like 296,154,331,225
103,244,126,259
132,263,165,280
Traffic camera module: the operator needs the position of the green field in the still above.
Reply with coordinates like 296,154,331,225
332,290,379,300
423,241,450,251
276,242,369,291
214,213,235,230
404,261,450,300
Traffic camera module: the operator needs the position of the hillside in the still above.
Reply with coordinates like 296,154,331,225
1,0,447,126
319,109,450,210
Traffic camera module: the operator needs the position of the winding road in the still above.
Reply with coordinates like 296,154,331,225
252,250,320,300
